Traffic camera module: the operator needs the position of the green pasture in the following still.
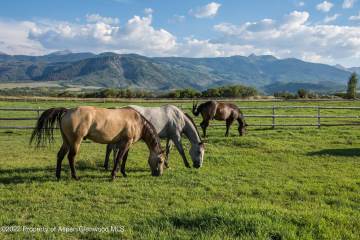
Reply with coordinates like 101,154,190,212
0,100,359,239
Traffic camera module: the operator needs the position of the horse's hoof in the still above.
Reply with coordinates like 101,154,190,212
122,173,127,178
72,176,80,181
111,174,116,181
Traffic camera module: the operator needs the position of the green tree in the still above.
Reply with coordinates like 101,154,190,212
297,88,308,98
347,72,358,99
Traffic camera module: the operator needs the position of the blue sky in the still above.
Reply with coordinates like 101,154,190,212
0,0,360,66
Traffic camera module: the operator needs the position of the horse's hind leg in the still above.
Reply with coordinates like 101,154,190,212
56,143,69,180
67,139,82,180
103,144,113,170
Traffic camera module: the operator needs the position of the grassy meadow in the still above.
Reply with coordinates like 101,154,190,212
0,99,359,239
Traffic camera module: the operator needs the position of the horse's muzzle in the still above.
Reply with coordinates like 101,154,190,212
193,163,201,169
151,170,162,176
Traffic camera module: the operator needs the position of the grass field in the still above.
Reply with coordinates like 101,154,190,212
0,100,359,239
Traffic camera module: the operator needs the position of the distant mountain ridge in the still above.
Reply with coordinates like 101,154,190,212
0,51,356,93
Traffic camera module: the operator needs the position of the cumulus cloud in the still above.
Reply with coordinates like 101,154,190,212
213,11,360,64
0,20,46,55
349,12,360,20
316,1,334,12
342,0,356,8
324,13,340,23
189,2,221,19
1,10,360,66
26,13,177,55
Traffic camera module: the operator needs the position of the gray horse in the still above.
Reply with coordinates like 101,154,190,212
104,105,205,176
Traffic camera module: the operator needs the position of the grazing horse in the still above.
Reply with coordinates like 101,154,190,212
192,101,247,137
104,105,205,176
30,106,165,180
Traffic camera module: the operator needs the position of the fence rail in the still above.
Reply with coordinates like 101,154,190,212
0,106,359,129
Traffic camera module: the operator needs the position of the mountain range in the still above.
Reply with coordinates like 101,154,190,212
0,51,357,93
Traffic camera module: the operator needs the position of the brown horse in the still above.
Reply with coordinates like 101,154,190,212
30,106,165,180
192,100,247,137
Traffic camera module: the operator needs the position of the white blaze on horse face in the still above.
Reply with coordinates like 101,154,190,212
189,144,204,168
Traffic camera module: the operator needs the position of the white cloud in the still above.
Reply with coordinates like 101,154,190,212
169,15,185,24
25,14,177,55
349,12,360,20
213,11,360,65
324,13,340,23
189,2,221,19
0,20,46,55
297,1,305,7
1,10,360,66
342,0,356,8
144,8,153,15
86,14,119,25
316,1,334,12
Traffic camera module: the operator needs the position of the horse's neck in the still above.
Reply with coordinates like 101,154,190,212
141,121,162,154
183,117,201,145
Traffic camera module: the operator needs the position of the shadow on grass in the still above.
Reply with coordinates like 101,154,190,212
133,207,288,239
0,164,152,184
0,166,55,184
308,148,360,157
0,165,112,184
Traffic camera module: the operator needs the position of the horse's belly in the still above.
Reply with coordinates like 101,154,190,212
85,125,124,144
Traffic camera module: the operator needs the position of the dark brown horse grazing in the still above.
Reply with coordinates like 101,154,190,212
30,106,165,180
192,101,247,137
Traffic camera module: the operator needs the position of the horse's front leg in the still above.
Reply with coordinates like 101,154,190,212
172,135,191,168
164,138,172,168
120,150,129,177
200,119,209,138
225,118,234,137
111,141,131,181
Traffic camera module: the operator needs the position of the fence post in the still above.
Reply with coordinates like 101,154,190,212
272,106,275,129
317,106,321,128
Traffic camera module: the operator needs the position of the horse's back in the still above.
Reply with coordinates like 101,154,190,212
61,106,142,144
129,104,186,136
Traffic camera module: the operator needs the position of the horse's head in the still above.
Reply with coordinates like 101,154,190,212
189,142,205,168
192,101,198,116
238,119,248,136
148,151,165,176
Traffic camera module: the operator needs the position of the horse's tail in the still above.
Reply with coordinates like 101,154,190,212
30,108,68,147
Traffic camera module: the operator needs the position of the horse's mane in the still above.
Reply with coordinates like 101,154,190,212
183,112,202,142
138,112,162,154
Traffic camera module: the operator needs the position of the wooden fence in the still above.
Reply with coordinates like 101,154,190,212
0,106,359,129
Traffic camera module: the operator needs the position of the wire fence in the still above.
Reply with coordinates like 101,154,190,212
0,105,359,129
